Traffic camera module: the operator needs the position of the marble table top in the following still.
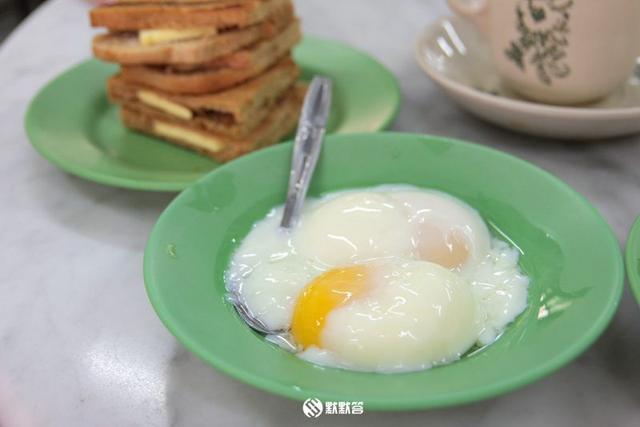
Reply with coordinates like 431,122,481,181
1,0,639,425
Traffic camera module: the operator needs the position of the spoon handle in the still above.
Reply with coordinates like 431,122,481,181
280,77,333,229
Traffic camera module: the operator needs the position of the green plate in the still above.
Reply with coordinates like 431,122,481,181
25,37,400,191
625,216,640,305
144,133,623,410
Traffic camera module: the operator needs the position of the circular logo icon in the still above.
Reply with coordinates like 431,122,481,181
302,398,323,418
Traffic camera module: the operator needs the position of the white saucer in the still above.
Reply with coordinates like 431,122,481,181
415,16,640,140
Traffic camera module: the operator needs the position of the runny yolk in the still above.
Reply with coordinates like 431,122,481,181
291,266,368,348
417,225,470,269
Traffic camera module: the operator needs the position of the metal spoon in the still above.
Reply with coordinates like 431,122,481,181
281,76,333,229
228,76,333,335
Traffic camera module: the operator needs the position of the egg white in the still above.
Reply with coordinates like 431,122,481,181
293,191,415,267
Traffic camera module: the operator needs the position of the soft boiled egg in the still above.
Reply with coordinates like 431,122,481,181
293,188,491,272
293,261,479,372
293,192,414,267
225,185,529,373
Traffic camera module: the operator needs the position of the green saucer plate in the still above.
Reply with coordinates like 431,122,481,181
625,216,640,305
144,133,623,410
25,37,400,191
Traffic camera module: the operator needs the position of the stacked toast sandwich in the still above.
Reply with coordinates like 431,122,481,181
90,0,305,162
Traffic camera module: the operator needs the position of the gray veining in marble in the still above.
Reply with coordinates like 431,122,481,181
0,0,639,426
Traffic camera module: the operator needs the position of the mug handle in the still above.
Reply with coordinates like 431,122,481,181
447,0,490,35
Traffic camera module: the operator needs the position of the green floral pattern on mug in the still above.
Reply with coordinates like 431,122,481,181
505,0,574,85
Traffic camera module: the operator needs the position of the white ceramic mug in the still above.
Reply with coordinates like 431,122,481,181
448,0,640,105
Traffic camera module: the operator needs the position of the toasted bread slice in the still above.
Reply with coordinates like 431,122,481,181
90,0,289,31
120,20,300,94
111,1,249,4
120,85,304,162
109,57,300,137
92,2,293,65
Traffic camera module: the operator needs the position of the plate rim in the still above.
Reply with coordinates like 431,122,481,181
24,36,401,192
415,16,640,120
625,216,640,305
143,131,625,410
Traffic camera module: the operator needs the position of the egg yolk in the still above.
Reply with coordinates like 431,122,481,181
291,266,368,348
417,225,470,269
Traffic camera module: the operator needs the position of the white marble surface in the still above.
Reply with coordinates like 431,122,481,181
1,0,640,425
